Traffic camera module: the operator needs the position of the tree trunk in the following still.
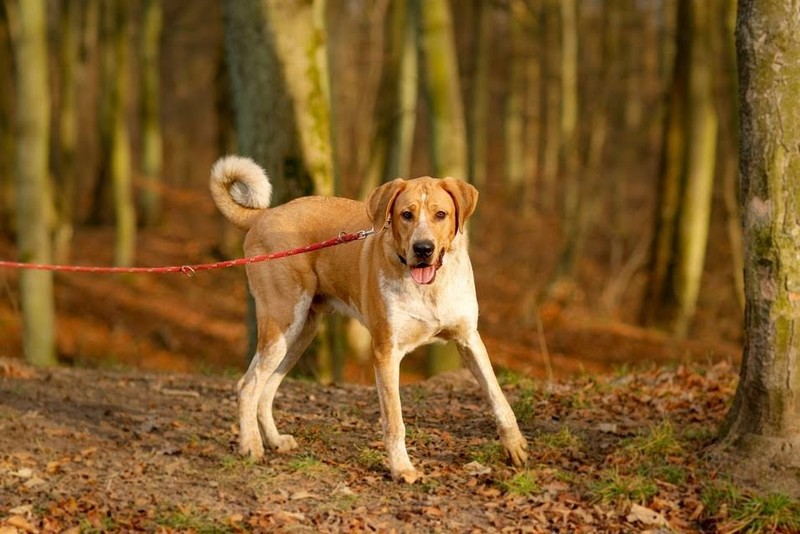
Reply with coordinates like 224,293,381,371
414,0,466,375
106,0,135,267
262,0,337,197
0,5,13,234
9,0,57,366
719,0,800,467
53,0,80,263
362,0,418,199
414,0,467,179
671,0,718,338
467,0,490,188
504,0,526,200
138,0,163,228
537,0,560,212
642,0,718,338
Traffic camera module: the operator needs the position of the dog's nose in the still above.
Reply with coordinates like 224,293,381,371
413,240,435,260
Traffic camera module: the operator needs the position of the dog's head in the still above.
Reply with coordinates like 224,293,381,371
367,177,478,285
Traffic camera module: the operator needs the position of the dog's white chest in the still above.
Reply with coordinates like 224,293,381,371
379,253,478,353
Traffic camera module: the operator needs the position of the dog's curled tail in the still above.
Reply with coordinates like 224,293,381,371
210,155,273,230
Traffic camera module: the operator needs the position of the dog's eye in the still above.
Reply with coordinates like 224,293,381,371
435,210,447,220
401,210,414,221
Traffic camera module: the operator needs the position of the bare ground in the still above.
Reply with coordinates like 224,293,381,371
5,357,795,533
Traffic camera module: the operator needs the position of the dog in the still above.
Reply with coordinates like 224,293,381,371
210,155,528,483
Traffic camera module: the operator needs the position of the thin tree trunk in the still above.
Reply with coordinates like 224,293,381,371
0,5,13,234
362,0,417,199
414,0,466,375
100,0,135,267
538,0,560,212
719,0,800,468
504,0,526,200
642,0,689,327
138,0,163,228
53,0,80,263
8,0,57,366
467,0,490,188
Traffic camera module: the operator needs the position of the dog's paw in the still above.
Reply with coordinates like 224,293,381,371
239,438,265,460
271,434,298,453
392,467,422,484
503,436,529,467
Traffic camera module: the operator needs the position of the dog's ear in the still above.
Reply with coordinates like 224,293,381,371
440,178,478,234
367,178,406,229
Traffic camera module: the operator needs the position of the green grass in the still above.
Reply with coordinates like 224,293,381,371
511,388,537,425
356,447,384,470
591,468,659,505
622,420,682,459
500,471,541,497
289,452,324,472
701,482,800,533
155,510,231,534
535,426,582,450
469,441,504,465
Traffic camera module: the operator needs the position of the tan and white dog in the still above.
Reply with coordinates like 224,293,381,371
210,155,528,483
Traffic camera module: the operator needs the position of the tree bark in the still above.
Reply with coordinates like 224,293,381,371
9,0,57,366
504,0,526,200
138,0,163,228
537,0,560,212
720,0,800,466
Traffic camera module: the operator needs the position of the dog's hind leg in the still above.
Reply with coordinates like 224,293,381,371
256,310,321,452
237,292,313,459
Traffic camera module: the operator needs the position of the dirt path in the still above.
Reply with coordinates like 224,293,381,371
5,358,788,533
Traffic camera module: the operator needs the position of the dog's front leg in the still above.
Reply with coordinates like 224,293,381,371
457,330,529,467
372,345,421,483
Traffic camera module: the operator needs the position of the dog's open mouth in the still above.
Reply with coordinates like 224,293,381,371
410,251,444,285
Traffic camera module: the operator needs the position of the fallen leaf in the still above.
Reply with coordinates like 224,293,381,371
463,461,491,476
6,516,36,533
627,503,668,526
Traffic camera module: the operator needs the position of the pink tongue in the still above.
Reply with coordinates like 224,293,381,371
411,265,436,284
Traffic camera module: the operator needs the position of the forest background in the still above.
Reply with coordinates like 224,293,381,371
0,0,742,383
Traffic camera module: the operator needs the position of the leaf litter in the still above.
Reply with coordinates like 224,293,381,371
1,358,798,532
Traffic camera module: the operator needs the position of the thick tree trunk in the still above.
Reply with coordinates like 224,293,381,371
719,0,800,465
262,0,336,197
9,0,57,366
138,0,163,228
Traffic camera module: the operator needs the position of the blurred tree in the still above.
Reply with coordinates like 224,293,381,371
719,0,800,470
504,0,526,200
138,0,163,228
362,0,417,198
643,0,718,338
467,0,490,189
53,0,80,263
537,0,560,211
7,0,57,366
93,0,135,267
0,4,13,234
414,0,465,375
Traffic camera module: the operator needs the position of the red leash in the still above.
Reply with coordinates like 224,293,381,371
0,228,374,277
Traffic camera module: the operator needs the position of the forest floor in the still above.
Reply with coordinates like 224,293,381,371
3,357,800,533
